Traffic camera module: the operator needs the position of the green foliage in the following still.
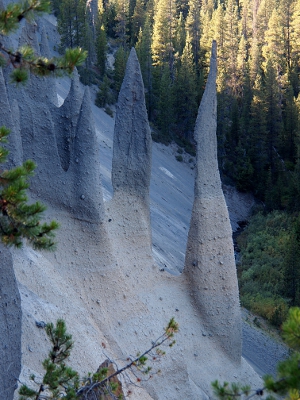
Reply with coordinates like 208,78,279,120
0,0,51,34
113,46,128,94
0,0,87,84
0,129,59,249
236,210,300,326
212,307,300,400
95,74,115,108
19,319,79,399
19,318,178,399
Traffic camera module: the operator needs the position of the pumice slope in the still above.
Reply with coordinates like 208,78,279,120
0,22,262,400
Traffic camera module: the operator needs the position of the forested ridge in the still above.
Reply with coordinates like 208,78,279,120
52,0,300,325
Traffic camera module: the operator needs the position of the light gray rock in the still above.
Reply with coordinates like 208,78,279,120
54,69,83,171
0,68,22,168
110,47,152,250
68,87,104,222
0,244,21,400
184,41,242,363
39,26,51,58
112,47,152,202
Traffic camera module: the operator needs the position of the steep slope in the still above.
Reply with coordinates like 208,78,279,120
0,8,264,398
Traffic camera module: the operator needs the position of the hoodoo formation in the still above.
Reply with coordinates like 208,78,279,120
110,47,152,250
185,41,241,363
0,25,263,397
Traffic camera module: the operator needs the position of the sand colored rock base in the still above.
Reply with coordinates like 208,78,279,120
0,36,262,399
185,41,241,363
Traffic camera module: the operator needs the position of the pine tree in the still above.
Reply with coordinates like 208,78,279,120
135,16,153,117
130,0,146,45
185,0,201,71
156,65,174,141
96,22,107,76
114,0,129,47
151,0,176,77
173,37,197,139
113,45,128,93
19,318,179,399
57,0,87,50
174,11,185,57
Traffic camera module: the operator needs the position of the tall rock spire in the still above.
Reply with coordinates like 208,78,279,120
184,41,242,363
112,48,152,202
54,69,83,171
68,87,104,223
110,48,152,250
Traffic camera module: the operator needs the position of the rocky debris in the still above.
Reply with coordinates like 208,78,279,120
185,41,242,363
0,244,21,400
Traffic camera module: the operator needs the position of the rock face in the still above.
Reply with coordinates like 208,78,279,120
111,47,152,249
184,41,241,363
0,244,21,400
0,68,22,168
112,48,152,202
0,28,262,399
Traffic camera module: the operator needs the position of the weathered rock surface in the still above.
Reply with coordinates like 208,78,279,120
0,32,263,400
68,86,104,222
53,68,83,171
112,48,152,201
0,244,21,400
111,47,152,249
185,41,242,363
0,68,22,167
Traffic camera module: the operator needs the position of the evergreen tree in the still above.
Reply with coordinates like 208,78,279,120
185,0,201,72
113,45,128,93
135,16,153,117
151,0,176,77
174,11,185,57
130,0,146,45
96,22,107,75
114,0,129,47
284,217,300,306
156,65,174,141
173,37,197,139
57,0,87,51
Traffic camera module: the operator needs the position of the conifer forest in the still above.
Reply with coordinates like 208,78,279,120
52,0,300,325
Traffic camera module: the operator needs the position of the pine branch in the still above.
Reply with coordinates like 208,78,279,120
18,319,179,400
77,318,178,398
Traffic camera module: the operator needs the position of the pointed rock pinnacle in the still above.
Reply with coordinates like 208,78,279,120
112,47,152,201
184,41,242,363
110,47,152,251
68,86,104,223
54,69,83,171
